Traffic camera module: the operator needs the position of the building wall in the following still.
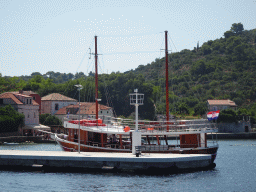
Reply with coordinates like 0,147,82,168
99,109,114,123
217,122,251,133
41,101,52,114
18,105,39,125
51,101,77,115
55,109,114,125
42,100,76,115
208,105,227,111
208,104,236,111
30,93,41,114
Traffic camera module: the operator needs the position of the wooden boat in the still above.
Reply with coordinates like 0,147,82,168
55,31,219,164
56,117,218,163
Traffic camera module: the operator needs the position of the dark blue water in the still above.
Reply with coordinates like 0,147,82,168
0,140,255,191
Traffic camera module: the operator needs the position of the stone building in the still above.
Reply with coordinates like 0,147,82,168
13,90,42,114
41,93,77,115
0,92,50,135
0,92,39,125
207,99,237,111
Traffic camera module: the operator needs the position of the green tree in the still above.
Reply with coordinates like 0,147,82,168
31,72,42,77
194,102,207,116
39,114,62,126
217,109,237,123
191,60,206,76
224,30,234,38
178,102,189,114
201,44,211,55
231,22,244,34
0,105,25,133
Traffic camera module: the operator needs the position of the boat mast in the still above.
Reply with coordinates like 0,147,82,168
95,36,99,121
165,31,169,128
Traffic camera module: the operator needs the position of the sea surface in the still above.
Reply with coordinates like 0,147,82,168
0,140,255,192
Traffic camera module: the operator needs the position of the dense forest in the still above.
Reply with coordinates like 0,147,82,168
1,23,256,122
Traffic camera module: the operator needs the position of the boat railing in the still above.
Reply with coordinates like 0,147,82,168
135,119,217,133
139,140,218,152
139,145,170,152
64,117,218,133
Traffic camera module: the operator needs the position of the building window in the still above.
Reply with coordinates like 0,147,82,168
101,111,102,114
28,114,29,118
27,99,28,104
30,99,32,104
55,104,59,110
34,112,36,118
33,96,36,100
0,99,3,104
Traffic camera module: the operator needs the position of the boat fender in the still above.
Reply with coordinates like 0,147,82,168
124,126,130,132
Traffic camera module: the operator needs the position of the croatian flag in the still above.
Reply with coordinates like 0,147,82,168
207,110,220,121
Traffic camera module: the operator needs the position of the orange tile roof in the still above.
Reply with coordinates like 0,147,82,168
0,92,23,105
207,99,237,106
32,100,39,105
55,102,112,115
0,92,39,106
41,93,77,101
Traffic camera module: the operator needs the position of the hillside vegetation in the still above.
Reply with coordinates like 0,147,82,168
1,23,256,122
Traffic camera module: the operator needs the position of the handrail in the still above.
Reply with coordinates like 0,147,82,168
64,118,218,133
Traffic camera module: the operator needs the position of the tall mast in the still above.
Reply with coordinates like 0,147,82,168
95,36,98,121
165,31,169,127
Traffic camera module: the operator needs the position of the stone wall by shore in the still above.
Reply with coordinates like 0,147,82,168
217,121,251,133
0,136,55,143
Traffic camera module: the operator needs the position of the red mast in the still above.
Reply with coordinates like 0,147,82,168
165,31,169,129
95,36,98,121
